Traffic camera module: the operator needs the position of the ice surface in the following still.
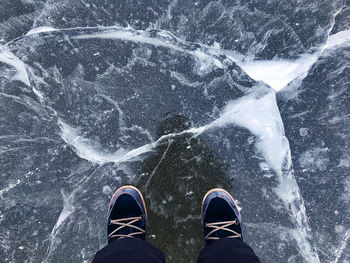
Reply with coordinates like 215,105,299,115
57,82,319,261
73,28,223,74
24,24,349,92
42,191,75,263
210,88,319,262
333,229,350,263
0,45,29,85
0,179,21,199
58,86,288,176
1,1,349,263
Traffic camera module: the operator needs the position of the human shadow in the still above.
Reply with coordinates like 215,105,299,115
136,115,232,263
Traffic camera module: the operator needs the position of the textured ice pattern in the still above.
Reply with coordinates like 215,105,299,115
0,1,349,262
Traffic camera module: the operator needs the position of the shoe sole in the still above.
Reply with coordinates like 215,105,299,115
201,188,241,221
108,185,148,217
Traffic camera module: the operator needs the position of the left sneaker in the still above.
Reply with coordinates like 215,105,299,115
107,185,147,243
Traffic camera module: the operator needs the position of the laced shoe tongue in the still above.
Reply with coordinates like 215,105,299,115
216,222,240,239
217,228,230,238
109,216,145,239
205,219,241,241
111,219,132,236
119,226,132,236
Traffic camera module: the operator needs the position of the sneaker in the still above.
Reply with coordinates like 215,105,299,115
107,185,147,243
201,188,243,245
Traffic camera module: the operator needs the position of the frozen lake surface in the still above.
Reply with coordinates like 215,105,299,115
0,1,349,262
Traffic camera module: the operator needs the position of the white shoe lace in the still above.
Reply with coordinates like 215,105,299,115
205,218,241,240
109,216,145,239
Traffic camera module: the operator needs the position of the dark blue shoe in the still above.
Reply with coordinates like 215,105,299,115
201,188,243,245
107,185,147,243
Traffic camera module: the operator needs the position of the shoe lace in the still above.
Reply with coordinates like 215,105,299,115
109,216,145,239
205,219,241,240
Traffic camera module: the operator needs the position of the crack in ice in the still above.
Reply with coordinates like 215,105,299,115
42,166,100,263
6,24,350,92
58,86,319,262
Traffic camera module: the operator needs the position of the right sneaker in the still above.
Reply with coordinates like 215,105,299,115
201,188,243,245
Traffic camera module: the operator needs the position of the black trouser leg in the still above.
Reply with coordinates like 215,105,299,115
92,237,166,263
196,239,260,263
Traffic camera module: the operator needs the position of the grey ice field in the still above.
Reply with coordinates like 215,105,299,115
0,0,349,262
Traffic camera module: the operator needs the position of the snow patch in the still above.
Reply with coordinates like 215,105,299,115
53,192,74,233
26,26,57,36
239,54,318,91
59,119,153,165
323,29,350,51
210,88,289,174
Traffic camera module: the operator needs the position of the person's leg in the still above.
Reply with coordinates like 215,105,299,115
197,188,260,263
196,238,260,263
92,185,166,263
92,237,165,263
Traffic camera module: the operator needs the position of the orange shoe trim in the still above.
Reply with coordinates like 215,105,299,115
108,185,147,218
201,188,241,221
